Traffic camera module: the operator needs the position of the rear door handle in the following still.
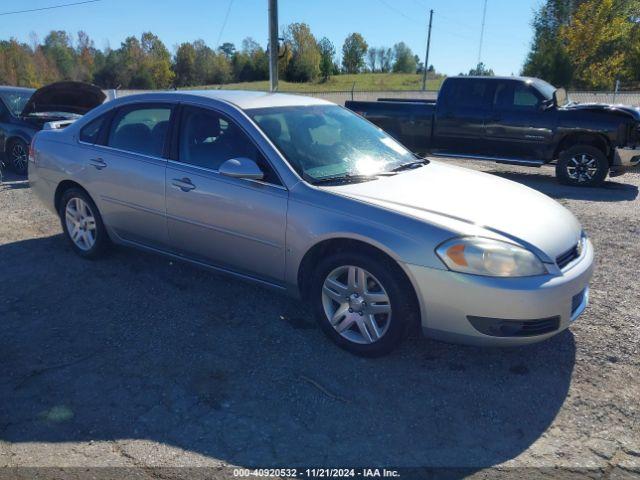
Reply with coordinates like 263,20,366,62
89,158,107,170
171,177,196,192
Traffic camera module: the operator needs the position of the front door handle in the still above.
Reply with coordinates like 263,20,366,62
171,177,196,192
89,158,107,170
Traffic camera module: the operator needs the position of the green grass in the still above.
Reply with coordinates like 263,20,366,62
184,73,444,92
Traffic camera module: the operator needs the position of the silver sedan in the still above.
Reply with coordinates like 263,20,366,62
28,91,594,356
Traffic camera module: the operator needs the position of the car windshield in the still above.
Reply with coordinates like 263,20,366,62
248,105,417,182
0,91,33,116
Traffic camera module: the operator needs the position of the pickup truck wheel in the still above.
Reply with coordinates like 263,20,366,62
311,251,414,357
556,145,608,187
7,139,28,175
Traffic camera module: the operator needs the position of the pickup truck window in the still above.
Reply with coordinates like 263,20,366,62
440,79,492,111
494,82,542,111
249,105,416,182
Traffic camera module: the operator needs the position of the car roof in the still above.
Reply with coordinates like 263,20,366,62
118,89,333,110
0,86,36,94
448,76,542,83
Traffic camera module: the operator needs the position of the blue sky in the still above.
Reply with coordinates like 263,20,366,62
0,0,540,76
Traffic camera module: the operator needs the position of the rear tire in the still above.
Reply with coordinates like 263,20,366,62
59,188,109,259
556,145,608,187
7,138,28,175
310,251,416,357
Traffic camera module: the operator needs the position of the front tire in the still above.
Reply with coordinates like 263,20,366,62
59,188,109,259
310,251,416,357
556,145,609,187
7,138,28,175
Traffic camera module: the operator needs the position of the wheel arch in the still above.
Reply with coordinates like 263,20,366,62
296,237,422,331
554,132,613,163
4,132,32,154
54,180,94,213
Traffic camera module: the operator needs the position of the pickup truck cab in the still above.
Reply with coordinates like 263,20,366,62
346,76,640,187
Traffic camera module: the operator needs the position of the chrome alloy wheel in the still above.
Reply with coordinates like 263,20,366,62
567,154,598,183
65,197,97,251
321,265,392,344
11,142,28,173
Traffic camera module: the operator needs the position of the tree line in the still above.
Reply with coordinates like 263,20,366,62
523,0,640,89
0,24,435,90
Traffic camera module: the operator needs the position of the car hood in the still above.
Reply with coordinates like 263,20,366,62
21,81,106,117
563,102,640,121
323,161,582,262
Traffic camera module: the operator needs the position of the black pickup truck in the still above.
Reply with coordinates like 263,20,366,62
346,76,640,186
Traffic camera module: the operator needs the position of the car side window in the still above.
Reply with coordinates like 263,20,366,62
107,106,171,157
178,106,280,185
79,115,106,144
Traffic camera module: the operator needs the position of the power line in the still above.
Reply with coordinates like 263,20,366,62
376,0,421,25
437,12,478,33
0,0,101,16
377,0,475,40
216,0,234,48
431,26,475,41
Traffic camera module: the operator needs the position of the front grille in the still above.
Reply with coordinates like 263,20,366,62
468,316,561,338
557,244,580,269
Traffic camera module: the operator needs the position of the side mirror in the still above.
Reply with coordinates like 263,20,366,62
540,99,554,111
219,157,264,180
553,87,568,107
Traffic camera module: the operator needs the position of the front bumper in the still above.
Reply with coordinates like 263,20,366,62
611,146,640,177
403,239,594,346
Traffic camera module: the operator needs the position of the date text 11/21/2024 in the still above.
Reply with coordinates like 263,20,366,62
232,468,401,478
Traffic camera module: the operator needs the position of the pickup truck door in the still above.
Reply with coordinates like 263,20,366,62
432,78,494,155
484,81,555,161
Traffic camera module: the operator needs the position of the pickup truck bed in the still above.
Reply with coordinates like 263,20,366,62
347,99,434,155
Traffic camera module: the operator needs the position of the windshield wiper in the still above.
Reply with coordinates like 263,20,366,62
391,158,430,172
308,173,381,186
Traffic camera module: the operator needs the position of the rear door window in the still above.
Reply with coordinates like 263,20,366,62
80,115,106,144
107,106,172,157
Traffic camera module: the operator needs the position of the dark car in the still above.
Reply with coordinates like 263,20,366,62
0,81,106,175
346,76,640,187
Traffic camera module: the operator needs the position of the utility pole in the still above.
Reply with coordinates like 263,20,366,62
477,0,488,67
268,0,278,92
422,9,433,91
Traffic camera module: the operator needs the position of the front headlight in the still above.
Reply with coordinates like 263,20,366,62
436,237,547,277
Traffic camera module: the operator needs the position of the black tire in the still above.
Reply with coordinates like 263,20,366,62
556,145,609,187
7,138,29,175
58,188,109,259
310,250,416,357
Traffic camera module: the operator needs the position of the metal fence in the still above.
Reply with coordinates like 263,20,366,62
105,88,640,106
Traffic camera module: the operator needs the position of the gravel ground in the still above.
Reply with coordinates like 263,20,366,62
0,160,638,479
